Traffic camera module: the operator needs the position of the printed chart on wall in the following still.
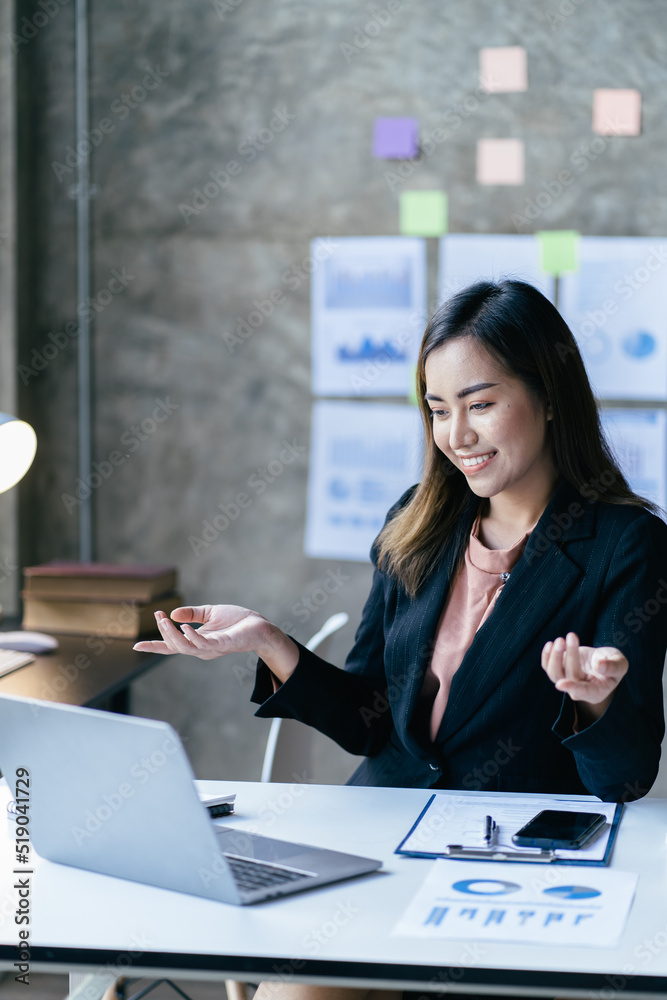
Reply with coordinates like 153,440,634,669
438,234,554,304
311,237,426,396
600,409,667,515
559,237,667,399
304,401,423,561
392,860,637,947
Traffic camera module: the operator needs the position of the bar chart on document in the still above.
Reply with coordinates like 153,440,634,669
310,236,427,397
304,400,423,561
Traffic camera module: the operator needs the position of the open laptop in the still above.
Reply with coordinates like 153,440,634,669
0,694,381,904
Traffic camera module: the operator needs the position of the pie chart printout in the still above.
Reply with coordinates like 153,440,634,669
543,885,602,900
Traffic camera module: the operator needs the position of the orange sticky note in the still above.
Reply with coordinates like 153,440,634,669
476,138,525,185
480,46,528,93
592,89,641,136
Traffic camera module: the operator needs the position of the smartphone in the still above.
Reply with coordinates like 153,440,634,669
511,810,607,850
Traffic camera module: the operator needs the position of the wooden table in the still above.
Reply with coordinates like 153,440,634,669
0,625,165,712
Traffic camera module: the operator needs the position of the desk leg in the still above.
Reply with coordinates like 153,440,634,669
67,971,117,998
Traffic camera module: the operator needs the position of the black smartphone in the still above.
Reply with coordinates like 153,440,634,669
511,810,607,850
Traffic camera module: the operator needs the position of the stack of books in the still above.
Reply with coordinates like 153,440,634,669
22,563,182,639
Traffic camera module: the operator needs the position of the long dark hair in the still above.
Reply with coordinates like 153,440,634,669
375,279,657,598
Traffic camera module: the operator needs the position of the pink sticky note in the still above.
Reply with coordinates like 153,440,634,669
476,138,525,185
480,46,528,93
592,89,641,136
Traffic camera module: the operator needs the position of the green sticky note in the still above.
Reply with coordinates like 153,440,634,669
537,230,579,275
399,191,448,237
407,364,419,406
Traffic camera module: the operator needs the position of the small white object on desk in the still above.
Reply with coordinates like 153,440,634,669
0,630,59,654
198,791,236,819
0,648,35,677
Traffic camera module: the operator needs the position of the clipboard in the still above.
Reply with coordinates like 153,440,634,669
395,793,624,866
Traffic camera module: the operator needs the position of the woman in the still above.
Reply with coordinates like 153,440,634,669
136,279,667,805
132,279,667,1000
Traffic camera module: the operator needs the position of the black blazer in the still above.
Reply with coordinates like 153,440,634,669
252,481,667,801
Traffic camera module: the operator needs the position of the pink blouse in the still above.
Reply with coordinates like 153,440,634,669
419,517,534,742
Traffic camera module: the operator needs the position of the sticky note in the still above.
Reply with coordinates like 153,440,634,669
476,139,524,185
372,117,419,159
399,191,448,237
537,231,580,274
592,89,641,136
480,46,528,93
407,365,419,407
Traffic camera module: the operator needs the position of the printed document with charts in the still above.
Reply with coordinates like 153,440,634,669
395,793,622,865
392,859,637,946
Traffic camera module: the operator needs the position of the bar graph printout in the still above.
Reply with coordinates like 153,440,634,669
304,400,423,562
392,859,637,946
558,237,667,400
311,237,427,396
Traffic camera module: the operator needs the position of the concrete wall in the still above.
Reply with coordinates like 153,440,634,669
0,0,18,618
14,0,667,786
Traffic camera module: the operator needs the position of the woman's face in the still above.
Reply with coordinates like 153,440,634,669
424,336,555,507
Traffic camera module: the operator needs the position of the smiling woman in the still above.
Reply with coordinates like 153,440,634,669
134,280,667,1000
136,279,667,804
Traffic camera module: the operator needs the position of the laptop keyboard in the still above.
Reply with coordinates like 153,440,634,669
223,853,315,892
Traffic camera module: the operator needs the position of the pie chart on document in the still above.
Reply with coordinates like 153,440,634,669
543,885,602,900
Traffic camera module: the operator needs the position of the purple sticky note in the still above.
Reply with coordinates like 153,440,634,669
372,117,419,159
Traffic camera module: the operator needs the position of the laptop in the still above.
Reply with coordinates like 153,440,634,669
0,694,381,904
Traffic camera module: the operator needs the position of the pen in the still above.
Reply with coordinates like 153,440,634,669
484,814,496,845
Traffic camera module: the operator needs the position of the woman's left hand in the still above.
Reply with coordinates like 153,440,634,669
541,632,628,710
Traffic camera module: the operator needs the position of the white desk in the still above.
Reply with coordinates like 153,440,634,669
1,780,666,997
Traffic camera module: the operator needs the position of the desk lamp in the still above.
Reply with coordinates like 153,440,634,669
0,412,37,495
0,414,54,653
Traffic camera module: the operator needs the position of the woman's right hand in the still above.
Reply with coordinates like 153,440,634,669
133,605,300,683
